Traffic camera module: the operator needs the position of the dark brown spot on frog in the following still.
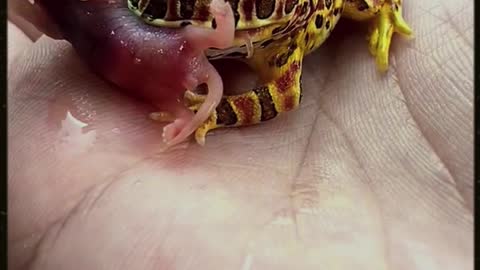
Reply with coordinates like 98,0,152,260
195,4,210,21
315,14,323,28
256,0,275,19
253,86,278,121
316,0,324,9
325,0,332,9
242,0,254,20
284,0,297,14
216,99,237,125
275,0,284,19
141,0,168,19
325,19,330,29
180,0,196,19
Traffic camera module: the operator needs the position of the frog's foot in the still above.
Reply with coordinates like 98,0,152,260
368,2,413,72
183,0,235,50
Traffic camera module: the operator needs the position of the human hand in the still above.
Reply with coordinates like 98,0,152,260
8,0,473,269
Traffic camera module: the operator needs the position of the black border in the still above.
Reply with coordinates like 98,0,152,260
0,1,8,269
1,0,7,268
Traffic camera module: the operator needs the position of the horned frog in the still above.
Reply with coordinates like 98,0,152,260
128,0,413,145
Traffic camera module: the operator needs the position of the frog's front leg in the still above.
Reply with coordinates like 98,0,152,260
343,0,413,71
185,38,305,145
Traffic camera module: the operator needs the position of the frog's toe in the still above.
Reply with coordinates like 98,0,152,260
391,7,414,37
368,22,392,72
184,90,206,106
368,4,413,72
194,114,217,146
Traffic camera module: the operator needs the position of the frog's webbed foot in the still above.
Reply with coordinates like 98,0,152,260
368,2,413,72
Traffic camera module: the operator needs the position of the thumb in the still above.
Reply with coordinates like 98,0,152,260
8,0,62,40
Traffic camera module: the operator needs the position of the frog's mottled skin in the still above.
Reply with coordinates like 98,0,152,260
129,0,412,144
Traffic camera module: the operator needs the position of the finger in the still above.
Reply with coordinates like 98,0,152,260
8,21,33,66
8,0,62,40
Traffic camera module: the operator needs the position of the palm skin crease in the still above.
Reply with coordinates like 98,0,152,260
8,0,473,269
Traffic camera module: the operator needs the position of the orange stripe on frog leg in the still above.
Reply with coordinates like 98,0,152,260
228,92,262,125
271,61,302,113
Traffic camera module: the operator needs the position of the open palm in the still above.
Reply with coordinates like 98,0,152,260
8,0,473,269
